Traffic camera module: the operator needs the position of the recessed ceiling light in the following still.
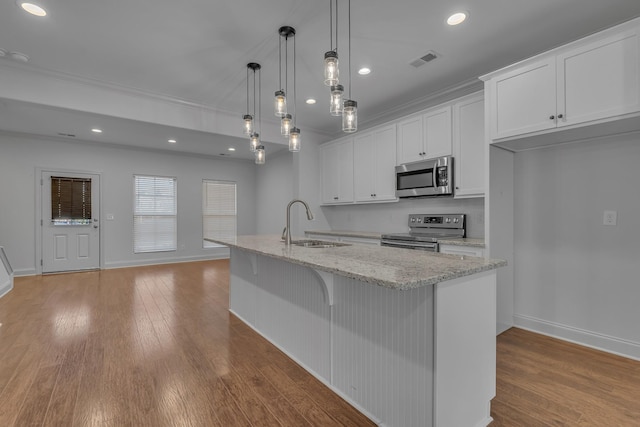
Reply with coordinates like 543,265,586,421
228,147,236,151
358,67,371,75
168,139,177,144
91,128,103,134
305,98,316,105
447,12,467,26
19,2,47,17
9,51,29,62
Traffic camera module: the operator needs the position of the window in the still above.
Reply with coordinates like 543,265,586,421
50,176,92,225
203,180,236,248
133,175,177,253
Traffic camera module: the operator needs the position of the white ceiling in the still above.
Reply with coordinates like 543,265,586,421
1,0,640,159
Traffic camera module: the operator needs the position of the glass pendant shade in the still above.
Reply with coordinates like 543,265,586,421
281,114,292,136
324,51,339,86
330,84,344,116
342,100,358,133
255,145,265,164
243,114,253,135
289,127,301,152
250,133,259,152
274,90,287,117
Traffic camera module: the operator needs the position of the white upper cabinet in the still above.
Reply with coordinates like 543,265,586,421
353,124,397,203
453,93,485,198
320,138,354,204
397,106,452,164
485,22,640,142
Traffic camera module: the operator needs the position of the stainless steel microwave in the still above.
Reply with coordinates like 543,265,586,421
395,156,454,198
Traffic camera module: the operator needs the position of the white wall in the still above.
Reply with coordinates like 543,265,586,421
255,149,294,234
513,132,640,359
0,133,257,275
320,197,485,238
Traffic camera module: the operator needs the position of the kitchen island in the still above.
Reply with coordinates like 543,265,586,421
205,235,506,427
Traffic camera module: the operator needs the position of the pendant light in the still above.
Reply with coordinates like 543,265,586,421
324,0,339,86
255,145,265,164
288,26,301,152
245,63,264,160
281,114,292,136
275,27,295,117
342,0,358,133
330,84,344,116
243,65,254,136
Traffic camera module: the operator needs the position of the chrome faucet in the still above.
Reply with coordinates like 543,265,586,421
284,199,314,245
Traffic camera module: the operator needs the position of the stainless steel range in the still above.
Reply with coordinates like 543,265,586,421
380,214,466,251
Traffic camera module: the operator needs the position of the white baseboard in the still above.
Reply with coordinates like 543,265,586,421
104,254,228,269
0,282,12,298
14,268,37,277
514,314,640,361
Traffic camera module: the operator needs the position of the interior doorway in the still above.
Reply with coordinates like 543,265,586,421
40,170,101,273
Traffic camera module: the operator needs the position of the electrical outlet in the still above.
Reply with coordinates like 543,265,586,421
603,210,617,226
106,213,114,220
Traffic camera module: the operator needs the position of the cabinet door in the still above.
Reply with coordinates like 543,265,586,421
453,94,485,198
489,58,556,140
353,132,376,202
320,143,340,204
396,115,424,164
336,139,354,203
373,125,398,201
321,140,353,204
558,28,640,128
424,106,452,158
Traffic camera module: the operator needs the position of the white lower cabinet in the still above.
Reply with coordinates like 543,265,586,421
439,244,485,258
353,124,397,203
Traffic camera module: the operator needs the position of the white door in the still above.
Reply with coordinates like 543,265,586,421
42,171,100,273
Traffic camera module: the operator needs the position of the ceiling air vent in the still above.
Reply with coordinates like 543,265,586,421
410,51,439,68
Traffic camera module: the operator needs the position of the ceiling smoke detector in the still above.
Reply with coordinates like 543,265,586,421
410,51,439,68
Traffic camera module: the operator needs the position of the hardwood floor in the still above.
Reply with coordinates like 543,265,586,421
491,328,640,426
0,261,375,427
1,261,639,426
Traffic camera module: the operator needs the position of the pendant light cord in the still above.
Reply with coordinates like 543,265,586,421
246,66,249,114
278,34,282,90
258,67,261,134
329,0,333,51
335,0,338,54
293,34,297,125
348,0,351,99
285,35,289,97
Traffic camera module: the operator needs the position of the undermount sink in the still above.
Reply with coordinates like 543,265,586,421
290,239,352,248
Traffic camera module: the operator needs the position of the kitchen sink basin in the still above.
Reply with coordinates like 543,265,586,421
290,239,352,248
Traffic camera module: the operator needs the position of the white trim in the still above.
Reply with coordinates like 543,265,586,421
513,315,640,361
104,253,228,270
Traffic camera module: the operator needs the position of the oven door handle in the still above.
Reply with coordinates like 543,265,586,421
381,240,438,251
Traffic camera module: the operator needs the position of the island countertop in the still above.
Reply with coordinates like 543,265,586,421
206,235,505,290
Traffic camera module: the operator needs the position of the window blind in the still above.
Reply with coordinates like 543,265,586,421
203,180,236,248
133,175,177,253
51,177,92,224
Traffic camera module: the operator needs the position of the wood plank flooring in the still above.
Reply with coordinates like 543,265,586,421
491,328,640,426
0,261,374,427
1,260,639,426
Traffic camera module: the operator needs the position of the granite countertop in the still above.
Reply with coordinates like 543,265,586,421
205,235,505,291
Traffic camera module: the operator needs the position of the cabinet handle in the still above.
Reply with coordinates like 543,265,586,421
558,113,563,119
550,115,555,120
333,196,339,200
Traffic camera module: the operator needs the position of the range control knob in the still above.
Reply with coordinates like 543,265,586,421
445,218,452,223
453,218,459,223
411,218,416,223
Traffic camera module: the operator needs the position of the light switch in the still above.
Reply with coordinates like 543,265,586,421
106,213,115,220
